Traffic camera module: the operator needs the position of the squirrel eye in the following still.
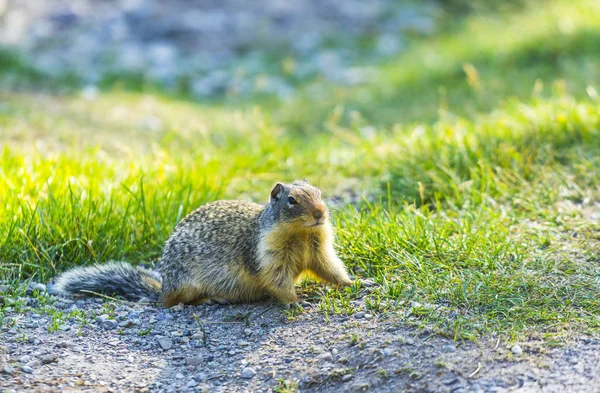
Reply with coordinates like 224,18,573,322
288,196,297,205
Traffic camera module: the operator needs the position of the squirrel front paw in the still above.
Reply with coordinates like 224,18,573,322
272,290,298,305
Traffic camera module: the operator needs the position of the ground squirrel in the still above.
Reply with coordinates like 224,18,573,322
52,181,354,306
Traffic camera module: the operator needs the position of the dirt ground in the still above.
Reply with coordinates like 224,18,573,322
1,293,599,393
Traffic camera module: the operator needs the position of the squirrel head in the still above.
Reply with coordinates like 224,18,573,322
268,180,328,228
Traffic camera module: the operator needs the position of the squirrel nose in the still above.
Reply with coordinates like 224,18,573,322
313,210,323,219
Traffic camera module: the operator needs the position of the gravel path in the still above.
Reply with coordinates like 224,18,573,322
1,286,599,392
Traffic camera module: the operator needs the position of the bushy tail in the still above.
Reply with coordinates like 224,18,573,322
51,261,162,303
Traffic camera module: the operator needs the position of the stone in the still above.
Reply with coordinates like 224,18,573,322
191,333,204,341
511,345,523,355
185,356,203,366
185,379,198,388
157,336,173,350
96,315,109,324
31,283,47,292
21,365,34,373
443,345,456,353
318,352,333,362
119,320,134,328
240,367,256,379
354,312,365,319
27,321,40,329
102,320,119,330
2,366,14,375
40,354,59,364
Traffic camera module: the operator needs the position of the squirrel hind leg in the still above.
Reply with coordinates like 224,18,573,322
162,284,207,307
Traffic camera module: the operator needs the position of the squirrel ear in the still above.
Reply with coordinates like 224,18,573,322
270,183,284,201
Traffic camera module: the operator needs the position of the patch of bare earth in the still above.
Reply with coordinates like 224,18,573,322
1,296,600,393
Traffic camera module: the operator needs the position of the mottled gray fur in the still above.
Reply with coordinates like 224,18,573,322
51,261,161,302
51,180,351,305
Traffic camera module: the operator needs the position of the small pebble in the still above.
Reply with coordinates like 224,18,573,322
318,352,333,362
119,320,134,328
32,283,47,292
240,367,256,379
40,354,59,365
185,380,198,388
342,374,353,382
185,356,203,366
191,333,204,341
194,373,208,382
443,345,456,353
21,365,34,374
2,366,14,375
157,336,173,350
102,320,119,330
354,312,365,319
96,315,109,324
511,345,523,355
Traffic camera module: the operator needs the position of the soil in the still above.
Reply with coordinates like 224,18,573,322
1,290,599,393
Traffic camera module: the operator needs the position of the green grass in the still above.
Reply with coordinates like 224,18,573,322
1,0,600,340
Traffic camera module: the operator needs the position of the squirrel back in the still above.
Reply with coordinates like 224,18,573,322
52,180,353,306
